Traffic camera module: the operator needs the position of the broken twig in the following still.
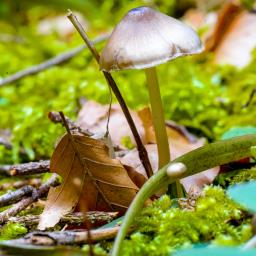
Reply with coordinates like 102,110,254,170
9,211,118,228
48,111,92,136
0,178,41,191
0,185,34,207
0,137,12,150
243,88,256,108
19,226,120,245
0,174,60,223
10,160,50,176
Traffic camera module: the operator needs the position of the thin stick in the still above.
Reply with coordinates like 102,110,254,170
0,34,109,87
9,160,50,176
48,111,92,136
9,211,118,229
67,10,153,178
243,88,256,108
17,226,122,245
0,185,34,207
0,137,12,150
0,178,41,191
0,174,60,224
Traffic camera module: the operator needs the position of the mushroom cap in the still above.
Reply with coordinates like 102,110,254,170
100,6,203,72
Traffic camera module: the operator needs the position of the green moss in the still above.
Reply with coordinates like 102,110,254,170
18,206,43,217
0,3,256,164
217,167,256,187
120,186,252,255
0,223,27,240
121,136,135,150
81,244,108,256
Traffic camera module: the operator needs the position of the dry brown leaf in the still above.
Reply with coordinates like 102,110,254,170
38,133,138,230
78,101,219,192
77,101,146,147
204,2,256,67
119,144,219,193
214,10,256,67
120,107,219,192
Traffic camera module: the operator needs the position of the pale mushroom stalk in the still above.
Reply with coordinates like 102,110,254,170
99,6,203,196
145,67,170,168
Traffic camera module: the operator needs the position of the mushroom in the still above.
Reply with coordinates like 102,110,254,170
100,6,203,169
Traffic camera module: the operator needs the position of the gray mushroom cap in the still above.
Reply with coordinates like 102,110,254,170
100,6,203,72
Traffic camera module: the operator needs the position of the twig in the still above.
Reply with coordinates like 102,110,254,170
0,33,24,43
243,88,256,108
165,120,198,143
0,137,12,150
0,185,34,207
67,10,153,178
48,111,92,136
0,178,41,191
0,174,60,223
9,211,118,228
10,160,50,176
18,226,121,245
0,34,109,87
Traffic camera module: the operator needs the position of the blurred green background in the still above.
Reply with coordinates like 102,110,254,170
0,0,256,164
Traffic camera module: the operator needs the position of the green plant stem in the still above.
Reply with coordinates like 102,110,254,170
111,135,256,256
145,67,170,169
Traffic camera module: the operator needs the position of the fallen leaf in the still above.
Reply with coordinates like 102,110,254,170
120,107,219,192
204,2,256,67
38,133,138,230
204,2,241,52
77,100,146,147
78,101,219,192
214,10,256,67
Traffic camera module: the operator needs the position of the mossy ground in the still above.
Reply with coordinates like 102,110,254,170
0,1,256,254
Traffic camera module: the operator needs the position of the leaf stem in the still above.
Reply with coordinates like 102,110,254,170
111,135,256,256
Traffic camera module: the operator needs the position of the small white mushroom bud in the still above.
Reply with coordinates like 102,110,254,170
166,162,187,178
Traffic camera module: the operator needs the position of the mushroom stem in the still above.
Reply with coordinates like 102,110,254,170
145,67,170,168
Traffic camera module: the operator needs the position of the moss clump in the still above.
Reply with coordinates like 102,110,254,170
120,186,252,256
0,223,27,240
18,206,43,217
217,167,256,187
82,244,108,256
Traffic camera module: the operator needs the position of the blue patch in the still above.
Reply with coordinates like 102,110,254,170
128,7,147,15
